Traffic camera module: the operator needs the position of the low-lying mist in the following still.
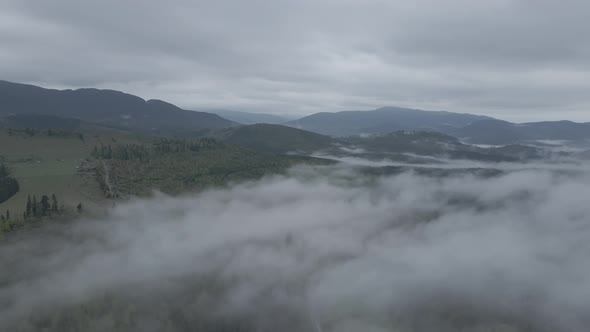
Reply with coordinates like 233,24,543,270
1,163,590,331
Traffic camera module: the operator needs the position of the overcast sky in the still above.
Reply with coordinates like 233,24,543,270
1,0,589,121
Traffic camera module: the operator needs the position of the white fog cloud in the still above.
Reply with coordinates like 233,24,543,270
1,164,590,331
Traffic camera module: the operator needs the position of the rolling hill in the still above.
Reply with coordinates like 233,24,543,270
0,80,235,135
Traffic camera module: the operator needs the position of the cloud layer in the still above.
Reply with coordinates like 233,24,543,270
1,164,590,331
1,0,590,120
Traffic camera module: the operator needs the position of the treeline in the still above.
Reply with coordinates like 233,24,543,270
24,194,61,219
0,193,73,234
0,163,19,204
91,138,225,161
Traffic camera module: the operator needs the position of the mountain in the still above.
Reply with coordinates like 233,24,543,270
286,105,590,144
0,80,235,135
206,109,291,125
286,106,493,137
204,123,334,153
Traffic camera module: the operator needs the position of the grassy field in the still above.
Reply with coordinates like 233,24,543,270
0,127,146,219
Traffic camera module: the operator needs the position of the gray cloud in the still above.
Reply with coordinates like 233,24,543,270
1,0,589,121
1,163,590,331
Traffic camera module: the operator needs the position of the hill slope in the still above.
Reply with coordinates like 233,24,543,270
0,80,235,135
206,124,335,153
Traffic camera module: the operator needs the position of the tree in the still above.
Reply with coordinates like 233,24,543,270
5,209,9,220
40,195,50,216
51,194,59,212
26,195,32,217
32,195,38,216
77,202,83,213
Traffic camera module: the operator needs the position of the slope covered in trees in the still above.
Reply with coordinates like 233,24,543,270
93,138,333,197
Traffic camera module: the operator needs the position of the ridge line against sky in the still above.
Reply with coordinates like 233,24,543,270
1,0,590,122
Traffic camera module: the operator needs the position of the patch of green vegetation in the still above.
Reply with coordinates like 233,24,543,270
0,127,146,219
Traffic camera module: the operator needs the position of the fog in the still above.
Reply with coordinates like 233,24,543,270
313,152,590,173
1,163,590,331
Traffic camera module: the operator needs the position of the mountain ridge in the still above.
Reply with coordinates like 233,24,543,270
286,106,590,144
286,106,494,137
0,80,235,135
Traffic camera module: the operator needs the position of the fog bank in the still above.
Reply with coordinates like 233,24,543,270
1,165,590,331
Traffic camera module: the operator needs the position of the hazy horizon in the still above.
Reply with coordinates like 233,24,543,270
3,79,590,124
2,1,590,122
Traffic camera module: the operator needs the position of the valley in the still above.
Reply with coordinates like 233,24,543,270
0,81,589,332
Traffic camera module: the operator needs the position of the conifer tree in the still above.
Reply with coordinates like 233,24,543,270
51,194,59,212
32,195,38,216
26,195,32,217
40,195,50,216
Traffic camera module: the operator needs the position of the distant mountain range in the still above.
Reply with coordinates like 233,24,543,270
286,106,493,137
1,81,588,145
205,109,292,125
0,80,235,135
286,106,590,144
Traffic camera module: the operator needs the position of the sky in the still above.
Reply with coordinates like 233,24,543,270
1,0,589,122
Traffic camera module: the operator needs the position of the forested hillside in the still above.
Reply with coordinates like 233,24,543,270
0,80,235,135
92,138,332,197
